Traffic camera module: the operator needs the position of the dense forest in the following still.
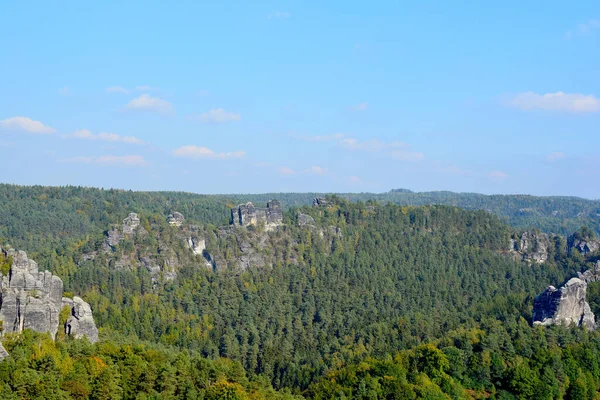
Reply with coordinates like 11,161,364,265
0,184,600,398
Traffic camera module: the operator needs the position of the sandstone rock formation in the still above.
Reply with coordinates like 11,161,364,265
509,231,550,263
168,212,185,227
313,197,328,207
0,246,98,350
0,342,8,361
231,200,283,230
0,247,63,339
569,236,599,256
63,296,99,343
577,261,600,283
533,277,596,330
103,212,142,251
122,212,140,235
185,236,213,269
298,213,315,227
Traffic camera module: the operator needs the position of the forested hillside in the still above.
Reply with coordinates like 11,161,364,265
1,184,598,259
1,185,600,398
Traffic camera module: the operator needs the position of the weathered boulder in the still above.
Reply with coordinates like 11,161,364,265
231,200,283,230
509,231,550,263
533,277,596,330
168,212,185,227
64,296,99,343
0,247,63,339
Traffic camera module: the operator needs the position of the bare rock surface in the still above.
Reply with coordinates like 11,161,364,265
533,277,596,330
231,200,283,230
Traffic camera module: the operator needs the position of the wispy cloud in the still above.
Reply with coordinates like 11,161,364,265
339,138,408,152
58,86,70,96
71,129,144,144
305,166,327,175
295,133,344,142
136,85,160,91
350,102,369,112
488,170,508,180
106,86,130,94
268,11,290,19
546,152,566,161
509,91,600,113
566,19,599,39
0,116,56,134
125,94,173,114
192,108,241,123
279,166,296,175
65,155,147,166
348,175,362,184
390,150,425,162
172,145,245,159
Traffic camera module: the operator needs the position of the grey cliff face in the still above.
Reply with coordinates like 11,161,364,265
313,197,329,207
64,296,99,343
103,212,141,251
533,277,596,330
509,231,550,263
298,213,315,227
578,261,600,283
0,342,8,361
0,247,63,339
231,200,283,230
0,246,99,357
168,212,185,227
570,237,600,256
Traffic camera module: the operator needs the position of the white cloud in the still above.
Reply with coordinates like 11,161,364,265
390,150,425,162
566,19,600,38
0,116,56,134
58,86,70,96
350,102,369,111
305,166,327,175
510,91,600,113
489,170,508,180
268,11,290,19
125,94,173,114
546,152,566,161
136,85,160,91
195,108,241,123
279,166,296,175
72,129,143,144
106,86,130,94
296,133,344,142
66,155,147,166
172,145,245,159
348,175,362,183
339,138,408,151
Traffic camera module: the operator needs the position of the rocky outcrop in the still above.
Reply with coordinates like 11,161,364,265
0,246,98,344
0,342,8,361
569,236,599,256
578,261,600,283
298,213,315,227
185,236,213,269
168,212,185,227
231,200,283,230
63,296,99,343
533,277,596,330
313,197,328,207
509,231,550,263
122,212,140,235
0,247,63,339
103,212,142,251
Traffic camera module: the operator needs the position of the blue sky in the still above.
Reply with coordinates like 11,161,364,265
1,1,599,198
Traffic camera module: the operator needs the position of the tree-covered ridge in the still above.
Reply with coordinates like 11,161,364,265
1,184,599,258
